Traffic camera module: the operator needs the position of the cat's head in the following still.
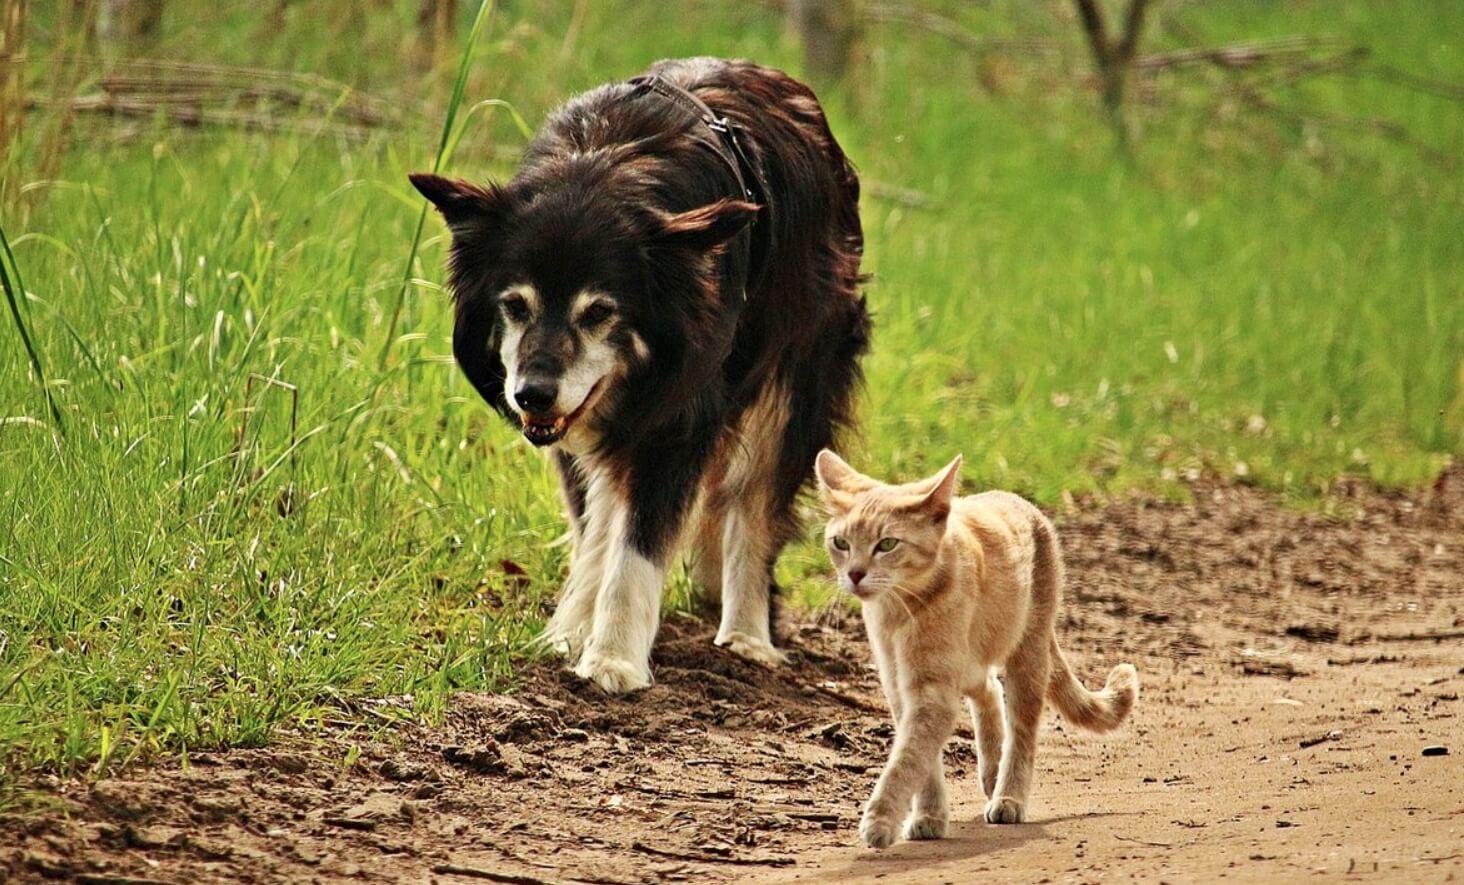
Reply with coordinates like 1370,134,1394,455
813,450,963,601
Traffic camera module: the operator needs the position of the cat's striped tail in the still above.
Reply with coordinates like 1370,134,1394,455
1032,516,1138,733
1046,637,1138,733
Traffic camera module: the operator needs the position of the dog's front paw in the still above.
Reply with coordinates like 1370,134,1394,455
984,796,1025,824
573,654,652,694
715,631,788,667
903,813,947,841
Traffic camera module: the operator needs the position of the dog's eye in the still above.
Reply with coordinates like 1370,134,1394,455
578,302,615,329
500,297,531,323
830,536,850,552
875,537,899,553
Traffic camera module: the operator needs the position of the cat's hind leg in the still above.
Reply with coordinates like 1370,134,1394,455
966,671,1005,799
987,643,1051,824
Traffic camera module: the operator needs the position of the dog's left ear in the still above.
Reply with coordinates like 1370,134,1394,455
655,198,759,251
409,173,510,233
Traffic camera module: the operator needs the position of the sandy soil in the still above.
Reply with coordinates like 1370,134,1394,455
4,473,1461,884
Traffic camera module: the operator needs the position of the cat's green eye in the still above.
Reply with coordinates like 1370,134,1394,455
875,537,899,553
831,536,850,552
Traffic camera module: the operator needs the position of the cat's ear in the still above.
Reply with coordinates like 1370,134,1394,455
815,449,876,502
815,449,853,491
918,454,963,523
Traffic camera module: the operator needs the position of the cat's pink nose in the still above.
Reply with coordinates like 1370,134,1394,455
848,570,866,586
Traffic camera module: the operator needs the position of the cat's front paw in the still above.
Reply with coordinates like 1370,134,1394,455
715,631,788,667
904,813,947,840
573,654,651,694
859,812,899,850
984,796,1025,824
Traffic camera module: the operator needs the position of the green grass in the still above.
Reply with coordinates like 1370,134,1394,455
1,0,1461,783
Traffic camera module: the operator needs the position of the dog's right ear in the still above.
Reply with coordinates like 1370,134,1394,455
409,173,510,233
654,198,759,252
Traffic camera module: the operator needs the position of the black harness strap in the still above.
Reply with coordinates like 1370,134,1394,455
627,74,765,206
627,74,770,297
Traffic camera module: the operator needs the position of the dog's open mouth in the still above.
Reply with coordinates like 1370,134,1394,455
520,381,603,447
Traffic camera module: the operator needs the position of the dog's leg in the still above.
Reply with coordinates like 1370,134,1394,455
543,466,615,661
714,496,786,665
574,494,664,694
713,385,791,665
574,438,711,693
686,499,725,617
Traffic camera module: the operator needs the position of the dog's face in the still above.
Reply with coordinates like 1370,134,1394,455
410,172,757,449
492,282,633,447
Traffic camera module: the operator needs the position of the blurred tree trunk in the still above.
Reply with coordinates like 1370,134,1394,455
788,0,858,87
99,0,163,47
72,0,98,50
0,0,23,176
416,0,458,68
1073,0,1153,150
31,0,96,201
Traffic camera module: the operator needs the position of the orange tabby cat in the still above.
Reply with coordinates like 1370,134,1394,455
815,450,1138,849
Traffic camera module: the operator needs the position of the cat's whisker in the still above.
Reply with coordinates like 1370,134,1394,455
876,582,920,622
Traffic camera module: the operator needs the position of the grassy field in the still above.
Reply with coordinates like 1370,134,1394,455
1,0,1461,784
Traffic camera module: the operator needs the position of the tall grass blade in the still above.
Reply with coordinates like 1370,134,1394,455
379,0,499,371
0,221,65,433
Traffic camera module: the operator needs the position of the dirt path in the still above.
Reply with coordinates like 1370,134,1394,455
5,475,1462,884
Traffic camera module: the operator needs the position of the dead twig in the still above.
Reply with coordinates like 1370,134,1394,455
1136,35,1348,72
1234,82,1455,167
862,3,1059,55
430,864,562,885
629,841,795,867
1235,47,1369,94
1375,629,1464,643
1115,834,1174,848
29,93,379,141
1346,64,1464,103
805,681,886,715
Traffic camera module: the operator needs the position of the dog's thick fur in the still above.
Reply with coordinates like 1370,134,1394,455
412,58,870,692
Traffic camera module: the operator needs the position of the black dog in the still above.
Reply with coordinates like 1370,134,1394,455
412,57,869,692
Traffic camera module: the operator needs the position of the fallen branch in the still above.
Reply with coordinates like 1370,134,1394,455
28,93,379,141
1235,47,1369,94
1115,834,1174,848
430,863,562,885
51,53,397,117
1136,35,1348,71
1232,78,1455,167
1374,629,1464,643
804,681,886,715
863,3,1059,55
1346,64,1464,103
629,841,795,867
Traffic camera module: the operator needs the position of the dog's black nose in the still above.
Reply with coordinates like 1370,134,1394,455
514,380,558,414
